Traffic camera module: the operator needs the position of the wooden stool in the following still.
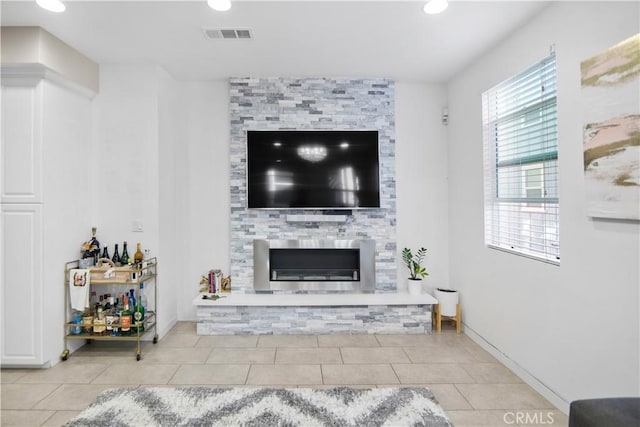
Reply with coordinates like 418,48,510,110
432,303,462,334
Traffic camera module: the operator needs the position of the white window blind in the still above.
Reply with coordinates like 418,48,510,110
482,54,560,263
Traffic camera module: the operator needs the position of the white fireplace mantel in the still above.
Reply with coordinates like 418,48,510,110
192,292,438,307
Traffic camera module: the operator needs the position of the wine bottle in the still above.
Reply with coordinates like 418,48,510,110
133,285,145,333
101,244,110,260
90,227,100,263
120,296,132,336
112,243,121,266
121,241,130,266
134,243,144,264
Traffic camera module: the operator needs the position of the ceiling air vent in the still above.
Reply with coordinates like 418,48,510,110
202,28,253,40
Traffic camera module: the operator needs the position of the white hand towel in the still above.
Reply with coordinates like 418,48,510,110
69,269,91,311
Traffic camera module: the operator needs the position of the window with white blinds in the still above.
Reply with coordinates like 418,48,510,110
482,54,560,264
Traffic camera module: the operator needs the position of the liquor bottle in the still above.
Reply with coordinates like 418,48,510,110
82,292,96,334
128,289,136,310
112,243,121,266
93,304,106,336
121,241,130,266
105,304,114,335
112,296,123,336
133,284,145,333
138,282,148,309
82,306,94,334
101,244,110,260
134,243,144,264
120,296,132,336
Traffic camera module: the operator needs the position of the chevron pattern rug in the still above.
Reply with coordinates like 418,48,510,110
64,386,453,426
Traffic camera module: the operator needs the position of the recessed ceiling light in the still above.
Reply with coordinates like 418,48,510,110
424,0,448,15
340,142,349,149
37,0,66,13
273,142,282,147
207,0,231,12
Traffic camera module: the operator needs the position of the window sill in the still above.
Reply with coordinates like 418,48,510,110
486,244,560,266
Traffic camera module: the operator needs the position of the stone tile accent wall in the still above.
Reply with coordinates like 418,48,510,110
196,305,431,335
229,78,397,293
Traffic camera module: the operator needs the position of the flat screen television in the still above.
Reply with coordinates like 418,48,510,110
247,130,380,209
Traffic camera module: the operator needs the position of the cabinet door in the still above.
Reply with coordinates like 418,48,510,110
1,204,44,366
1,84,43,203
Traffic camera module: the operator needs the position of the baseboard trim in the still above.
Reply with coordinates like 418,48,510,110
463,323,570,415
158,317,178,340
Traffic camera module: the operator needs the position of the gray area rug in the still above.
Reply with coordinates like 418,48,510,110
64,386,453,426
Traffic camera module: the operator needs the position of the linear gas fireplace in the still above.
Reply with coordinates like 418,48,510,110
253,239,376,292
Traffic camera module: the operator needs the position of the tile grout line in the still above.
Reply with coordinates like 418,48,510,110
452,383,476,410
389,363,402,385
400,346,413,363
28,383,63,411
374,335,383,347
39,409,61,427
164,363,181,386
244,365,252,385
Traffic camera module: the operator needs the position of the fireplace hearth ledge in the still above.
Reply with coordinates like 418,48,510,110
193,292,437,335
192,292,437,307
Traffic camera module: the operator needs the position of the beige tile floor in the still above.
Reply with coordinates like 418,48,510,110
1,322,568,427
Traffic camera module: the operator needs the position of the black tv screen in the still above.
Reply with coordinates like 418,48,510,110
247,130,380,209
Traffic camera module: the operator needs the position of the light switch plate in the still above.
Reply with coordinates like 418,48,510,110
132,220,143,232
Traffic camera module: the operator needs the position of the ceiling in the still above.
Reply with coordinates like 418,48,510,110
1,0,549,83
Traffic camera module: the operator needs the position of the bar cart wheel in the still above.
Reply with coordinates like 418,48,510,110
60,349,69,361
136,353,141,361
153,335,158,344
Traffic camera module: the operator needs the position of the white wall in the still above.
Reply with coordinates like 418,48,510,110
157,66,180,334
92,64,177,336
173,82,230,320
395,83,450,293
447,1,639,412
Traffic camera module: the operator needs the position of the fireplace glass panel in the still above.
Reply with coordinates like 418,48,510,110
269,249,360,281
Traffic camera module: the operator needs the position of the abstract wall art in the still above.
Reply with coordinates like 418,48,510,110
581,33,640,220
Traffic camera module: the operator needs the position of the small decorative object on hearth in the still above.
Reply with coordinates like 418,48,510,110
402,247,428,295
199,271,231,294
199,275,210,293
220,275,231,293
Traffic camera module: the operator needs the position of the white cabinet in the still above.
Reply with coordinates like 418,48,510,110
1,85,43,204
1,82,45,366
0,204,44,365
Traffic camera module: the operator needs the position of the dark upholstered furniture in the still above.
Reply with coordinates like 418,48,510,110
569,398,640,427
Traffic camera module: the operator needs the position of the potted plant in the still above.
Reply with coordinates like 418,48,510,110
401,247,429,295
